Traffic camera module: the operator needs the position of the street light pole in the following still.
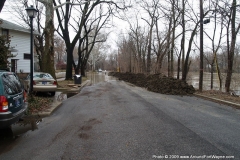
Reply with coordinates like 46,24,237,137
29,16,33,94
26,5,38,94
199,0,203,92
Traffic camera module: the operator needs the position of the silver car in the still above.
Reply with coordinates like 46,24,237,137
24,72,57,96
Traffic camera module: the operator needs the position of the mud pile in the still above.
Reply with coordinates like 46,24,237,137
109,72,195,95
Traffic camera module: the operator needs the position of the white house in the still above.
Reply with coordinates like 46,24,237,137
0,18,38,73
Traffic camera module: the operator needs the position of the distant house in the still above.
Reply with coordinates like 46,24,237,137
0,18,38,73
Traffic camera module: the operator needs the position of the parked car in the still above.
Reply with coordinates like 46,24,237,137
23,72,57,96
0,70,27,129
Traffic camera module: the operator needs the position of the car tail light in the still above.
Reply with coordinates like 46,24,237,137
53,81,57,85
0,96,8,112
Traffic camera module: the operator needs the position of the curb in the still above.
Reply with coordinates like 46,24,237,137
33,101,62,117
194,93,240,109
36,80,91,117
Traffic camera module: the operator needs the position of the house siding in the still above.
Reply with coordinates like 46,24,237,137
1,19,38,74
8,30,31,73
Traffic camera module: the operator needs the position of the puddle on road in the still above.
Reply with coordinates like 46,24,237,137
55,72,116,101
55,91,78,101
87,72,116,85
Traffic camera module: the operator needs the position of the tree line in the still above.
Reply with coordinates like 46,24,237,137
115,0,240,92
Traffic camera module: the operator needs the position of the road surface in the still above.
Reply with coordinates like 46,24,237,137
0,79,239,159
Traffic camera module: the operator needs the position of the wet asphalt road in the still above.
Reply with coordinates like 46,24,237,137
0,75,240,159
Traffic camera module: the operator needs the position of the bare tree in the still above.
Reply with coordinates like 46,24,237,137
204,0,224,91
141,0,159,74
169,0,181,77
123,10,148,73
182,1,212,81
77,4,112,76
54,35,66,63
224,0,240,92
88,41,106,71
178,0,187,79
153,17,172,74
54,0,127,79
105,51,118,71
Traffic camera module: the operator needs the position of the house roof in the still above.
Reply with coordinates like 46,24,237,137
0,18,39,34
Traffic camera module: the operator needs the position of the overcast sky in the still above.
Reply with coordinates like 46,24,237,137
1,0,240,56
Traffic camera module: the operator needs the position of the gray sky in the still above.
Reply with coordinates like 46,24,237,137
1,0,240,56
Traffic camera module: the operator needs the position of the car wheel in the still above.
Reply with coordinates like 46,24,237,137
50,92,55,96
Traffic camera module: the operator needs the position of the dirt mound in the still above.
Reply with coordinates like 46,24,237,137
109,72,195,95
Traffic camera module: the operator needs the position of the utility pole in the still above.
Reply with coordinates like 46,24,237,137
199,0,203,92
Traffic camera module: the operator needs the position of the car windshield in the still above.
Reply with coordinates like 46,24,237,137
34,73,53,79
2,73,23,95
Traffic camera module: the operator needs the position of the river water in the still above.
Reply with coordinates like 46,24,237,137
185,72,240,94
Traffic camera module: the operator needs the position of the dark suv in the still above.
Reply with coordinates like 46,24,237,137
0,70,27,128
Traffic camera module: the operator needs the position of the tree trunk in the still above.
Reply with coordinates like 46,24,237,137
199,0,203,91
211,1,223,91
177,54,181,79
210,62,214,89
225,0,237,92
34,36,44,71
182,22,199,81
167,17,172,77
81,65,86,77
54,0,91,79
147,23,153,74
38,0,56,79
170,0,176,77
64,0,74,80
215,53,222,91
181,0,185,80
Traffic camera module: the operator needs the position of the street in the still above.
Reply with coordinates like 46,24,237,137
0,76,240,159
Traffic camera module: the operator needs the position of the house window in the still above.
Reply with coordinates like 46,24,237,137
11,59,18,73
24,53,31,59
2,29,9,41
2,29,9,36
